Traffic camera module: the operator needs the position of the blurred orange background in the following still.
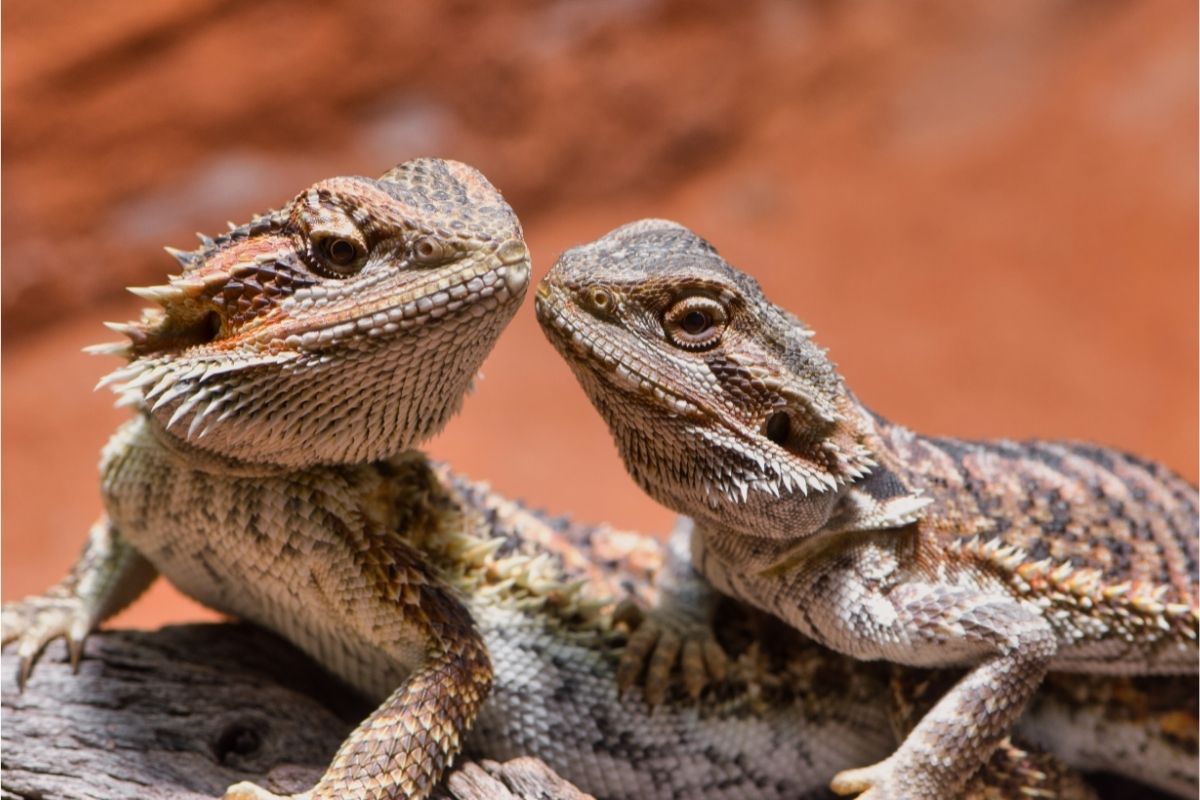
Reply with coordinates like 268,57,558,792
3,0,1196,630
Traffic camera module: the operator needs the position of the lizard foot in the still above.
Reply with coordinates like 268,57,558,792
1,593,91,690
828,749,1093,800
962,739,1098,800
612,598,728,704
223,781,311,800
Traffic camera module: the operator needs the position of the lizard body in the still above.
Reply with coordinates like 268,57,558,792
450,484,1198,799
15,444,1197,798
329,451,1200,799
536,218,1199,799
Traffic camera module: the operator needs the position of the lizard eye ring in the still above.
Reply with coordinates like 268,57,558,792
589,288,614,311
311,234,367,276
664,296,726,350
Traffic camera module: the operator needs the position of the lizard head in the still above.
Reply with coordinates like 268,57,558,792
536,219,878,536
93,158,530,467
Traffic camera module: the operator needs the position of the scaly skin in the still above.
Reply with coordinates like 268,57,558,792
18,447,1194,798
2,159,532,800
536,219,1199,800
1,190,1193,800
329,453,1197,799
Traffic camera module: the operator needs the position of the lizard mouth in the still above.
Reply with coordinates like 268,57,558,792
279,251,530,351
534,281,703,418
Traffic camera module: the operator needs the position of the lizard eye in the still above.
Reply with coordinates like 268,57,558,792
313,235,366,276
681,310,709,335
589,288,614,311
664,296,726,350
326,238,358,266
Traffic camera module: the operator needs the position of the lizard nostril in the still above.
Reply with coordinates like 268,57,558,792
589,288,614,311
496,239,528,266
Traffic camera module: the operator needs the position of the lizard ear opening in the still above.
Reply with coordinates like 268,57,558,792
198,310,223,344
764,411,791,445
829,465,932,533
756,400,878,491
121,304,225,357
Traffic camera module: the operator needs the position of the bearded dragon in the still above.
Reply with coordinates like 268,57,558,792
2,159,532,800
0,161,905,800
536,218,1199,800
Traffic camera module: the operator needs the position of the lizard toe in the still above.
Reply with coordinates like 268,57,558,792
1,603,28,646
614,600,729,705
830,758,890,796
3,595,92,690
643,626,682,706
616,618,659,694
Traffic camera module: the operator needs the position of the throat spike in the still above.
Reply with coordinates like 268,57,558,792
164,246,198,269
83,341,131,357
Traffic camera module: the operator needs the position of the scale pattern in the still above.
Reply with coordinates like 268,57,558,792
1,186,1196,800
536,218,1199,800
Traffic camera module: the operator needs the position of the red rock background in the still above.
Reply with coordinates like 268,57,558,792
3,0,1196,629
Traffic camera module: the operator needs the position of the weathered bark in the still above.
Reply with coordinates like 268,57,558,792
0,624,589,800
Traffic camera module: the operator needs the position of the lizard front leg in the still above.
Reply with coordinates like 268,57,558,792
1,516,157,689
225,537,492,800
625,527,1090,797
887,669,1097,800
614,517,729,703
819,581,1057,799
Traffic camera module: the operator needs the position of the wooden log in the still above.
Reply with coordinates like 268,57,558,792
0,624,589,800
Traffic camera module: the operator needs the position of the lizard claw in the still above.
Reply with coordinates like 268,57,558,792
613,598,728,705
830,758,891,796
960,738,1098,800
2,594,93,691
829,748,1093,800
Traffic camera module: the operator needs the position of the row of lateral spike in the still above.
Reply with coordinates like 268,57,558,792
961,535,1197,635
438,516,607,620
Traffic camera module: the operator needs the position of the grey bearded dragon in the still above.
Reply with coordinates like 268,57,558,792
1,173,1194,800
535,218,1200,800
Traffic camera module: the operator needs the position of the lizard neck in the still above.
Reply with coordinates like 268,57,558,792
139,413,298,478
682,403,932,569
